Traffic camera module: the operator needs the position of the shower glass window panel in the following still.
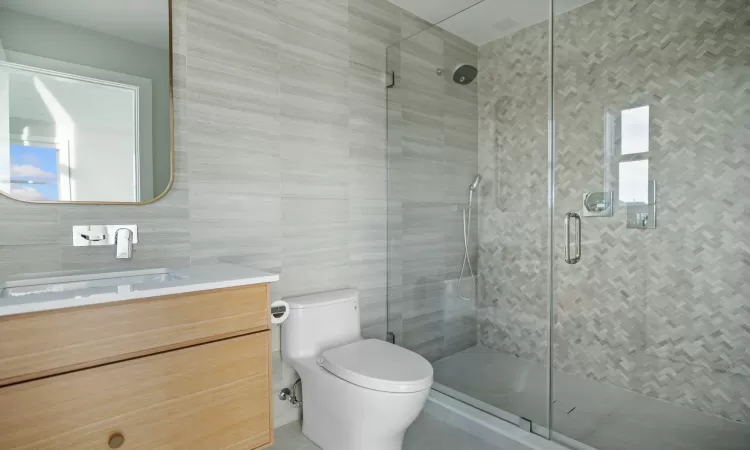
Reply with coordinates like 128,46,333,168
551,1,750,450
618,160,649,205
619,105,649,155
386,0,552,439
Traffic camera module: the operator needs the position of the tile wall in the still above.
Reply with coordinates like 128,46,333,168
478,0,750,423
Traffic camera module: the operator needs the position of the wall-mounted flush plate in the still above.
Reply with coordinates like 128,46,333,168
582,192,613,217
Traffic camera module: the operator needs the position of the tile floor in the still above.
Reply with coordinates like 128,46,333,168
433,346,750,450
267,411,505,450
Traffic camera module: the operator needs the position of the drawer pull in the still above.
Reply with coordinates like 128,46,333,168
108,432,125,448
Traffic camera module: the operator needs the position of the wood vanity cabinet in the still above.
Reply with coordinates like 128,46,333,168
0,284,274,450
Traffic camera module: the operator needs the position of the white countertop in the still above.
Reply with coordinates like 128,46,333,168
0,264,279,317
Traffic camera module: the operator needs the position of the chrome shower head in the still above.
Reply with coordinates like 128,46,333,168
469,174,482,191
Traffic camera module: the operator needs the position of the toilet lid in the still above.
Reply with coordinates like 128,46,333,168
320,339,433,393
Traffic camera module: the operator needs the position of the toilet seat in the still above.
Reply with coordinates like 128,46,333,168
319,339,433,393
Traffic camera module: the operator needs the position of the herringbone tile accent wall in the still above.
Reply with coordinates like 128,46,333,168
478,0,750,423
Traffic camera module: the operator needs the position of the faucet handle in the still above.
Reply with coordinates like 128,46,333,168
114,228,134,259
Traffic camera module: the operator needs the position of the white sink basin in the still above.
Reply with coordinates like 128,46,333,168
0,268,185,298
0,264,279,317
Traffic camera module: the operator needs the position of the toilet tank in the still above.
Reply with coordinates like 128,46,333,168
281,289,361,362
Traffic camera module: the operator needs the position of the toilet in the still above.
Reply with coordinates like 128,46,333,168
281,289,433,450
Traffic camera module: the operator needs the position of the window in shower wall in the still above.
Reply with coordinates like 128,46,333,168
620,105,649,155
618,159,648,205
617,105,651,206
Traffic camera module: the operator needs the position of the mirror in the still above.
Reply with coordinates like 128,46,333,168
0,0,173,204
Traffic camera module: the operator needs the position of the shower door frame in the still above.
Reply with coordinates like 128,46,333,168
544,0,556,441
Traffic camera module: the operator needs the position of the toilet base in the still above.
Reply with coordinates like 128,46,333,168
294,358,430,450
303,418,406,450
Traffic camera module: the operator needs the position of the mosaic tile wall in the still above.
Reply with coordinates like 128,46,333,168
477,0,750,423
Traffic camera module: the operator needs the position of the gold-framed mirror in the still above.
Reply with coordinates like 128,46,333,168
0,0,173,204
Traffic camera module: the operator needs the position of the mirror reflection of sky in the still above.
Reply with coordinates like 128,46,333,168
9,144,59,201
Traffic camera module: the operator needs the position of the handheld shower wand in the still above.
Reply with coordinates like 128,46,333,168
468,174,481,207
458,175,481,301
469,174,482,191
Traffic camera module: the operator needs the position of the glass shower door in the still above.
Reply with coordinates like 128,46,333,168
550,1,750,449
385,1,553,438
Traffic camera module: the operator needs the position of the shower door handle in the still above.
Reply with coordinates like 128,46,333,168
564,212,581,264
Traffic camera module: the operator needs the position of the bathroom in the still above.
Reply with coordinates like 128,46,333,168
0,0,748,449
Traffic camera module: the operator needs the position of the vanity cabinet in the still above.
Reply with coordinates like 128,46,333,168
0,284,274,450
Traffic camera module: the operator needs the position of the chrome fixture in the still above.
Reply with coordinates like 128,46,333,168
458,174,482,300
626,181,657,229
73,225,139,254
564,213,581,264
436,64,479,85
279,378,303,407
469,174,482,191
452,64,478,85
582,192,613,217
115,228,134,259
468,174,482,207
79,230,107,243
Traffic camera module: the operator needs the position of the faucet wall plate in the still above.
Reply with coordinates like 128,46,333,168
73,225,138,246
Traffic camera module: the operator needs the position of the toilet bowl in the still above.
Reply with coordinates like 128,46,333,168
282,290,433,450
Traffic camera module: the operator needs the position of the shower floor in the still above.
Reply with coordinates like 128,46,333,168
432,346,750,450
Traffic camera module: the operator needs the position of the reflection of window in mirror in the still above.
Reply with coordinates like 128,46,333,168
7,143,64,202
620,105,649,155
4,63,143,202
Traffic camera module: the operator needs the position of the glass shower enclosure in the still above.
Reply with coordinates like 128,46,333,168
385,1,750,449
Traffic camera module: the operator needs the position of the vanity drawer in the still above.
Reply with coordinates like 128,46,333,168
0,332,272,450
0,284,270,386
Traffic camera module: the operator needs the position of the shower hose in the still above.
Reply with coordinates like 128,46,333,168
458,204,475,301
